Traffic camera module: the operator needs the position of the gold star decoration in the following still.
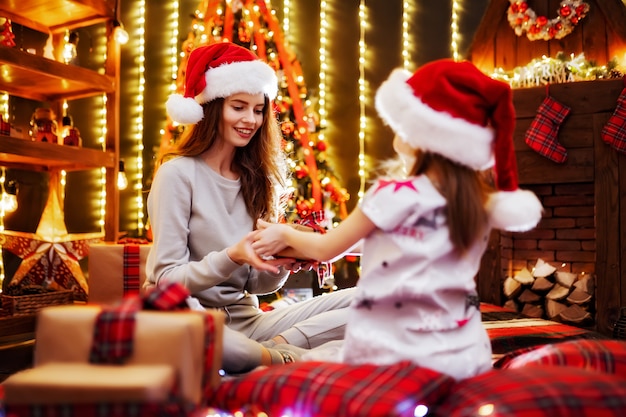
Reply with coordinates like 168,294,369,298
0,170,102,301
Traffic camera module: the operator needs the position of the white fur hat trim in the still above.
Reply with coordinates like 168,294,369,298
375,69,495,170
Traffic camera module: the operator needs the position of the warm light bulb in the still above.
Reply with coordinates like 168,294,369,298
114,24,129,45
0,192,17,213
117,160,128,190
62,42,77,64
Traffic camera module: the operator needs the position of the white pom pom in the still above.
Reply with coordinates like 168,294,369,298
487,189,543,232
166,94,204,125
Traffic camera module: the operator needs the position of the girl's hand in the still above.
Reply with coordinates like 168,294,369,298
251,219,290,256
227,232,286,274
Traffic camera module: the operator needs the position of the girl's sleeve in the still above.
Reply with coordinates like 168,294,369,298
360,178,423,231
146,162,242,293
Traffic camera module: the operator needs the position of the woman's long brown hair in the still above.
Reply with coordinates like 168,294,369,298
156,97,288,222
409,150,493,255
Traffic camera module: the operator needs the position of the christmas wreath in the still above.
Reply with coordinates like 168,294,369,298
507,0,590,41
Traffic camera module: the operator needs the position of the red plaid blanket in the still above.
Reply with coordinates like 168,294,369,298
480,303,608,357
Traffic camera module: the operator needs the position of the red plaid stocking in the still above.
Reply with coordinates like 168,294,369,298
601,87,626,154
524,96,571,163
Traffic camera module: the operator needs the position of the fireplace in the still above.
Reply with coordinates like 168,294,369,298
476,79,626,337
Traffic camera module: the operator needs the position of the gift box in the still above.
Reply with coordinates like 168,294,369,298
3,304,224,409
88,243,152,304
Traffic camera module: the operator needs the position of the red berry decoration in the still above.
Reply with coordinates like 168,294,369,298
507,0,589,41
295,164,309,179
316,141,327,151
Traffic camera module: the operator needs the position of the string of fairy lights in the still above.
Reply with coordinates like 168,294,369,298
318,1,328,145
282,0,291,41
0,93,8,284
357,2,367,201
402,0,414,71
133,0,146,235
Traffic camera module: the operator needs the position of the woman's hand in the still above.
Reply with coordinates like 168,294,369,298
227,232,292,274
280,259,317,273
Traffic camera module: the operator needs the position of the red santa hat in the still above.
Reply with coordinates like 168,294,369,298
166,42,278,125
375,59,542,232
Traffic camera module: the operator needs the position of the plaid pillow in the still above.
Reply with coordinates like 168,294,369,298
433,366,626,417
493,339,626,377
208,361,455,417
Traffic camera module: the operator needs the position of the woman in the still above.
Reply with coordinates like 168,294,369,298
146,42,354,373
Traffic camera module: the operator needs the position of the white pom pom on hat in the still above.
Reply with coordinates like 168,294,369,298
166,42,279,125
375,59,543,232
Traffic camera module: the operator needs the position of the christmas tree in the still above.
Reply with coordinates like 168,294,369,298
160,0,349,227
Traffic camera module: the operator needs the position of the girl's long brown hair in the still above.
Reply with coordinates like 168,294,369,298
409,150,493,255
156,97,288,222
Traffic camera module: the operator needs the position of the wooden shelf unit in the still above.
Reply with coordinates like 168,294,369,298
0,0,120,241
0,135,115,171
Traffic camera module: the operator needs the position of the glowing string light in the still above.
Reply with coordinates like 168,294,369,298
318,0,328,143
402,0,413,70
451,0,461,61
169,1,180,96
133,0,146,235
0,93,8,288
357,1,367,201
98,94,107,234
282,0,290,43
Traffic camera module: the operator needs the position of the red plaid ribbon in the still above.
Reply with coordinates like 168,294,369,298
294,210,334,288
296,210,327,234
123,245,141,296
90,283,190,364
89,282,219,404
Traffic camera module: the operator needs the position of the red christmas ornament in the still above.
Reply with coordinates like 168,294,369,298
294,164,309,179
296,199,313,217
316,141,327,152
548,26,557,38
560,5,571,17
519,1,528,12
281,121,295,136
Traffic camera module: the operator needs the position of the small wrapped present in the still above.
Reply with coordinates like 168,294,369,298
3,287,224,412
88,242,152,304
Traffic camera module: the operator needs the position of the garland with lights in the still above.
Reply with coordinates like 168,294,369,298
491,52,624,88
507,0,590,41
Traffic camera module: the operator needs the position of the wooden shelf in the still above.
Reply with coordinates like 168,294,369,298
0,47,115,102
0,0,115,33
0,135,115,171
0,314,36,382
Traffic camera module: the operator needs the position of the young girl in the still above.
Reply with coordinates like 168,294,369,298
146,42,355,373
251,59,543,380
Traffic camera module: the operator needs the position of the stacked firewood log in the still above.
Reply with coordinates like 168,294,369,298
502,259,595,325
